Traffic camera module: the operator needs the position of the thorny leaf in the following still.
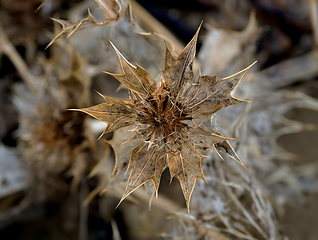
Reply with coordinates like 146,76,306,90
187,126,232,148
76,25,255,212
75,95,135,134
185,63,255,115
162,24,200,97
46,0,129,48
166,141,206,212
106,42,157,97
118,143,167,205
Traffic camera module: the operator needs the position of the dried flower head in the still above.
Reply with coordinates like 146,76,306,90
15,45,97,195
76,26,255,211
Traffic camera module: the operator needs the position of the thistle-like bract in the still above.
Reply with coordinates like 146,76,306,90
76,26,255,212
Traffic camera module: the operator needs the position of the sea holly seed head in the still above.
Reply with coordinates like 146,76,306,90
75,25,255,213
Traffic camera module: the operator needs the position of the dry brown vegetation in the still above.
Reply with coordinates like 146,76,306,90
0,0,318,240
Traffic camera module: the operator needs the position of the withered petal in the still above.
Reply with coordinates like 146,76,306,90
74,96,135,133
186,62,256,115
167,142,205,214
162,24,201,97
107,42,156,96
118,143,168,205
187,126,233,148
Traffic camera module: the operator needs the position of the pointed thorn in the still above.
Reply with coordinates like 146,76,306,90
45,36,59,50
96,128,107,141
45,41,53,50
177,21,202,59
231,155,247,170
187,204,191,217
94,90,106,101
109,40,121,57
212,145,224,161
109,40,137,70
87,8,92,16
115,198,125,209
121,134,138,145
221,61,257,83
50,17,64,26
116,187,135,208
169,177,173,185
196,21,203,36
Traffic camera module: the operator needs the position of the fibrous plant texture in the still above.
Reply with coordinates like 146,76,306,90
76,26,256,212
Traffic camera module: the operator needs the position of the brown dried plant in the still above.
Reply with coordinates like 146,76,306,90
46,0,129,48
75,25,256,212
14,43,99,197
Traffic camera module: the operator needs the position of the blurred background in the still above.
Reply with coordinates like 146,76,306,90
0,0,318,239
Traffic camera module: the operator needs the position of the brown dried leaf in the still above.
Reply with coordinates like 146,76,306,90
119,143,167,204
106,42,156,97
74,95,135,134
162,25,201,97
188,126,232,147
185,62,256,115
167,141,206,212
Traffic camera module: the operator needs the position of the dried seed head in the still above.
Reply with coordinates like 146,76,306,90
15,45,97,195
77,25,255,213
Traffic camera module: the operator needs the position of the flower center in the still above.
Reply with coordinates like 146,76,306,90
133,85,192,150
